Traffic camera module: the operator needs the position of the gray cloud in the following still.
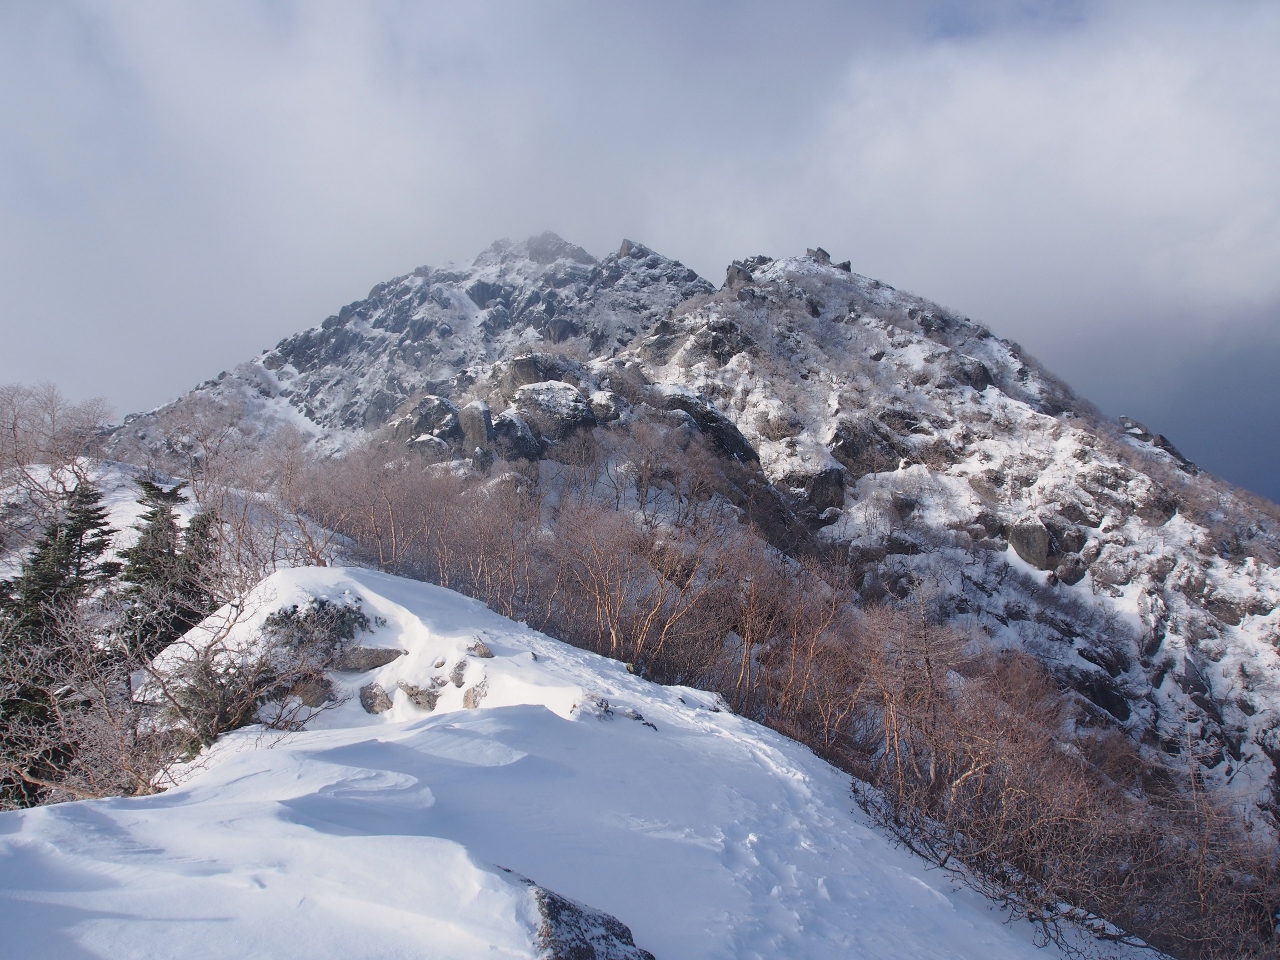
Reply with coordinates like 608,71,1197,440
1,1,1277,497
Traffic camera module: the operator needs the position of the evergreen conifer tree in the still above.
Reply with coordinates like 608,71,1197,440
0,480,119,639
0,480,118,806
118,480,217,658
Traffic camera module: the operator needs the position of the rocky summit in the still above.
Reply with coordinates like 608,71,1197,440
108,232,1280,817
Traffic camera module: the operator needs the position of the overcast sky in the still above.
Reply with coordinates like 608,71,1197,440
2,1,1278,499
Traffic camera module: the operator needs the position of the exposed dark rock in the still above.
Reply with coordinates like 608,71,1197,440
879,409,929,435
1008,517,1055,570
1154,434,1196,471
469,639,495,658
1119,416,1154,442
781,466,845,511
396,681,438,711
806,247,831,265
828,417,903,479
1057,498,1103,528
466,279,509,309
658,392,757,463
493,411,542,461
639,318,681,364
688,317,753,365
725,262,753,290
973,511,1004,538
1206,595,1246,627
526,230,596,266
891,493,919,520
526,880,657,960
389,395,463,447
513,382,597,444
359,682,393,714
450,660,468,688
1057,525,1087,555
459,400,494,453
1121,416,1197,472
1076,674,1132,722
504,353,587,393
1135,489,1178,526
1055,554,1088,586
937,354,993,392
333,647,406,672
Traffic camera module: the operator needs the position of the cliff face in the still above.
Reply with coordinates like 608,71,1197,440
106,234,1280,816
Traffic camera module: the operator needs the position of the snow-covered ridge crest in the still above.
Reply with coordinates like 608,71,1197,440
104,232,711,459
0,566,1095,959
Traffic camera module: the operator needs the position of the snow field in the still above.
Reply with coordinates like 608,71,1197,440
0,566,1085,959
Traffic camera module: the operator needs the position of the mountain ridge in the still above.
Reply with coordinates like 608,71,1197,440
103,232,1280,819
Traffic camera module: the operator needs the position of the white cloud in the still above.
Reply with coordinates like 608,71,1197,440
799,3,1280,342
0,1,1277,493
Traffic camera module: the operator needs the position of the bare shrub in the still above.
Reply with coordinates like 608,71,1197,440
263,422,1280,959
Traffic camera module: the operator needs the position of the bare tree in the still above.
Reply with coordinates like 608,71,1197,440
0,382,111,546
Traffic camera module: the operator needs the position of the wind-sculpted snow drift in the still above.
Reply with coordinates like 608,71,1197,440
106,233,1280,816
0,566,1089,959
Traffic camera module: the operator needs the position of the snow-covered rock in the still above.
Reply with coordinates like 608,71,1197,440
0,566,1094,959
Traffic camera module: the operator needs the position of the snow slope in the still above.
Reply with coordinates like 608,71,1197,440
0,566,1083,959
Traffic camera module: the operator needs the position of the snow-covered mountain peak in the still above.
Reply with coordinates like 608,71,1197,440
472,230,598,269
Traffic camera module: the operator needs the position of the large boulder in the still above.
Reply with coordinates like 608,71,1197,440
458,400,494,454
687,317,753,366
503,353,587,393
1008,514,1087,571
388,395,463,449
512,381,597,444
657,390,758,463
589,390,623,422
396,681,439,711
1055,554,1088,586
1135,488,1178,526
724,262,754,291
781,466,846,512
529,882,656,960
827,416,902,478
1055,497,1103,528
358,683,393,714
493,410,542,461
937,353,993,391
332,647,406,672
1008,517,1055,570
